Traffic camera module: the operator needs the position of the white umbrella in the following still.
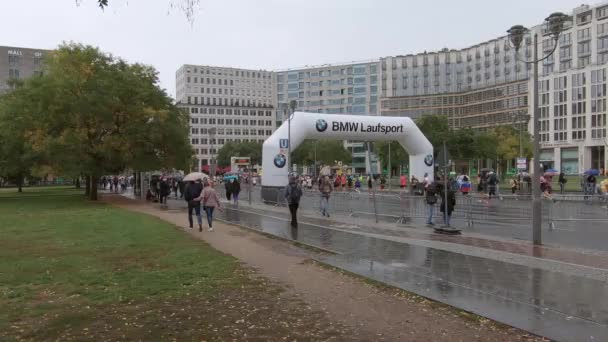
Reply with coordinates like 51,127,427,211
183,172,208,182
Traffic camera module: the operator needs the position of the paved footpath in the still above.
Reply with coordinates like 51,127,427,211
118,192,608,342
103,193,547,341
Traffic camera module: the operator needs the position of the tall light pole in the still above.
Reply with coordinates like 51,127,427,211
388,142,392,190
507,12,571,245
288,100,297,175
314,140,318,180
209,127,217,179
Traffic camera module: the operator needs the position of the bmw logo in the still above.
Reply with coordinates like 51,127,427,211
424,154,434,167
315,119,328,132
273,153,287,168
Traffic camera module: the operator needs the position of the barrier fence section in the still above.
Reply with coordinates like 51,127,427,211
546,194,608,230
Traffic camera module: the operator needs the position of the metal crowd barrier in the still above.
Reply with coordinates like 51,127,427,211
233,183,608,237
546,194,608,230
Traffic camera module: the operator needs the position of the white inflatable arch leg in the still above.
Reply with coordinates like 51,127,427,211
261,112,434,200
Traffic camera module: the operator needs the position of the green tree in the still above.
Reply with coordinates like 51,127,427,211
216,142,263,167
415,115,450,149
0,82,42,192
11,43,192,200
446,128,477,160
82,0,201,22
291,140,351,166
375,141,408,174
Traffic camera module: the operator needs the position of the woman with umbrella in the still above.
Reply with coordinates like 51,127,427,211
584,169,599,195
542,169,558,198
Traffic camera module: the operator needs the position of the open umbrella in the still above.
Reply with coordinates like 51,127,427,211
183,172,208,182
584,169,600,176
544,168,559,176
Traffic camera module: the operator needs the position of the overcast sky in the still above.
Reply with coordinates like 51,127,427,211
3,0,583,97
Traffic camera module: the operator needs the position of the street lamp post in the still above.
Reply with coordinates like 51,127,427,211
314,140,317,180
288,100,297,175
209,127,217,179
507,12,571,245
388,142,392,190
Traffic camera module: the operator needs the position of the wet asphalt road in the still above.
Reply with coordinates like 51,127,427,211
226,186,608,252
209,202,608,342
151,191,608,342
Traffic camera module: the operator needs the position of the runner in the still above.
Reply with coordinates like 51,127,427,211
284,175,303,227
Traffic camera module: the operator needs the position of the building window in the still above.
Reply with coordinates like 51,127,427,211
598,6,608,20
577,11,592,25
578,56,591,68
578,41,592,56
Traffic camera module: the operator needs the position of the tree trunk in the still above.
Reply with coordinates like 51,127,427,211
90,175,99,200
75,177,81,189
85,175,91,196
17,175,23,193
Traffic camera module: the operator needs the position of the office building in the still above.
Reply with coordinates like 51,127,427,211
379,36,531,131
180,2,608,174
532,4,607,173
379,3,608,173
0,45,48,94
175,65,275,170
274,61,381,173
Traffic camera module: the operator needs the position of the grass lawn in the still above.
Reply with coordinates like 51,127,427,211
0,189,345,340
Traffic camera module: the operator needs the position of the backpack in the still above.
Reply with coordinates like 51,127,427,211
488,174,498,185
288,184,302,204
426,184,438,205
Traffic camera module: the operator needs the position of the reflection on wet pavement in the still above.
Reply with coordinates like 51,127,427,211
216,206,608,342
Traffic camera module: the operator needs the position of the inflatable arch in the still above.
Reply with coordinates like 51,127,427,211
261,112,434,198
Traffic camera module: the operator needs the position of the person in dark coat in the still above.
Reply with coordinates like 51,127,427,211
440,185,456,227
284,176,303,227
230,178,241,205
178,180,185,199
159,177,171,208
224,179,232,201
184,179,203,230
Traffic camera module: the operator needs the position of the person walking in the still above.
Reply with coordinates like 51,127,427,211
487,172,498,199
319,175,333,217
224,179,232,201
196,180,222,232
341,174,347,191
440,184,456,227
460,174,471,195
231,178,241,205
367,175,373,193
334,175,341,192
159,177,171,208
400,174,407,190
588,174,597,195
172,179,178,199
558,172,567,194
380,175,386,191
178,179,185,199
425,178,438,226
284,175,303,227
510,177,518,195
184,179,203,231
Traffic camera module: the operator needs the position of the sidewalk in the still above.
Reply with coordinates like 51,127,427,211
102,193,543,341
117,192,608,341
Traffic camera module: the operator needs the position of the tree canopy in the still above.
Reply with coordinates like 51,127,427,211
83,0,200,23
216,142,263,167
372,115,533,174
291,140,352,166
0,43,193,199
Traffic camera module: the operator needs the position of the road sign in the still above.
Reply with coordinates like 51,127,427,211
517,157,527,170
279,139,289,149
